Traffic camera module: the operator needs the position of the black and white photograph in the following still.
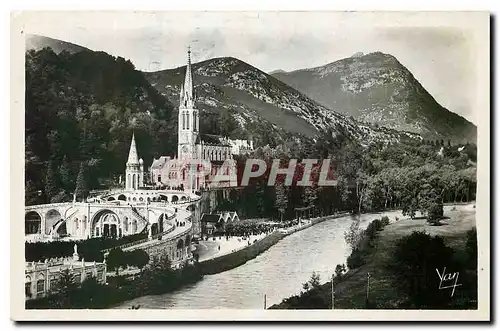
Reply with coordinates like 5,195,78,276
10,10,490,321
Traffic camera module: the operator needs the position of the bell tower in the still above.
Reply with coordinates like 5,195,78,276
125,132,143,190
178,46,200,160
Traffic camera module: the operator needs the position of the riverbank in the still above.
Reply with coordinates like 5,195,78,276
270,204,477,309
197,212,351,275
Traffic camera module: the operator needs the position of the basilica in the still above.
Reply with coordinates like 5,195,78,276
126,48,253,192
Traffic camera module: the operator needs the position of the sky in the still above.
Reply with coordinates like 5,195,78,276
21,11,487,124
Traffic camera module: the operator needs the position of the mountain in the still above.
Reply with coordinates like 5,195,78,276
25,46,176,204
272,52,476,143
268,69,287,75
26,34,90,54
145,57,421,148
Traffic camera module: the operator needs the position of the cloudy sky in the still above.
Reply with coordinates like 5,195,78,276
21,11,487,124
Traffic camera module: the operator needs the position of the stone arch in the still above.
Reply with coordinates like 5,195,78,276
151,223,159,236
180,196,187,201
185,235,191,245
132,219,138,233
45,209,62,235
107,197,115,201
25,211,41,235
56,221,67,236
176,238,184,249
123,216,129,233
117,194,126,201
171,195,179,203
91,209,120,238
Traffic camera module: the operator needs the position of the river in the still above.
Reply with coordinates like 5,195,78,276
116,210,403,309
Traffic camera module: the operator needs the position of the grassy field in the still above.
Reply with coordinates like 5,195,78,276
272,204,476,309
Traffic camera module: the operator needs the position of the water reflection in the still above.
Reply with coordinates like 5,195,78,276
117,211,402,309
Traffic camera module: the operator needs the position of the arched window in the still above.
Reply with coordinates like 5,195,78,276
36,273,45,295
132,174,136,189
186,111,190,130
193,112,197,132
182,112,185,130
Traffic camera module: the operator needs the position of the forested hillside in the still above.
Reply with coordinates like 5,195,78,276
217,132,477,222
25,48,177,205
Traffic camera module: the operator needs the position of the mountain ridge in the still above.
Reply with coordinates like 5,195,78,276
272,51,476,143
146,55,421,148
26,34,91,54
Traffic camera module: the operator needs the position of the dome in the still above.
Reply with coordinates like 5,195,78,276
139,158,144,164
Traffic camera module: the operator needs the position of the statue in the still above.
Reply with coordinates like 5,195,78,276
72,244,79,262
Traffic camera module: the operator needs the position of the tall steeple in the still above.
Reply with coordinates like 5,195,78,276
180,46,194,108
127,132,139,165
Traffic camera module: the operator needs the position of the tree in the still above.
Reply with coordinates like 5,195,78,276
344,218,364,250
302,271,321,292
25,179,41,206
49,268,77,308
389,231,455,308
130,250,150,270
60,155,72,191
335,263,347,279
106,248,126,275
465,227,477,267
44,160,59,202
274,182,288,222
74,162,88,201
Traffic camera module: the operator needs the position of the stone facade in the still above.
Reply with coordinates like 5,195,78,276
25,249,106,301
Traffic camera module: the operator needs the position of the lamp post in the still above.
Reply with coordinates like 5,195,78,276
331,273,335,310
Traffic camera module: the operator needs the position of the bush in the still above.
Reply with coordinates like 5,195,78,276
347,248,365,269
388,231,455,308
465,227,477,267
380,216,390,226
427,202,444,224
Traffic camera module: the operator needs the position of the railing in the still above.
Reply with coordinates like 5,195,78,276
151,225,176,240
130,206,149,233
25,202,73,210
102,237,150,253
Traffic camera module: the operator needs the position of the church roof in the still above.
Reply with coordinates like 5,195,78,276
180,47,195,109
197,133,231,147
200,214,222,223
127,132,139,165
150,156,170,169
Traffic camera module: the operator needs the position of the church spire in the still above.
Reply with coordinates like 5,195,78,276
181,46,194,108
127,132,139,165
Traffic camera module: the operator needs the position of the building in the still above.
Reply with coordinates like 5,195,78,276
25,245,106,300
125,132,144,190
200,211,240,235
148,47,253,192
